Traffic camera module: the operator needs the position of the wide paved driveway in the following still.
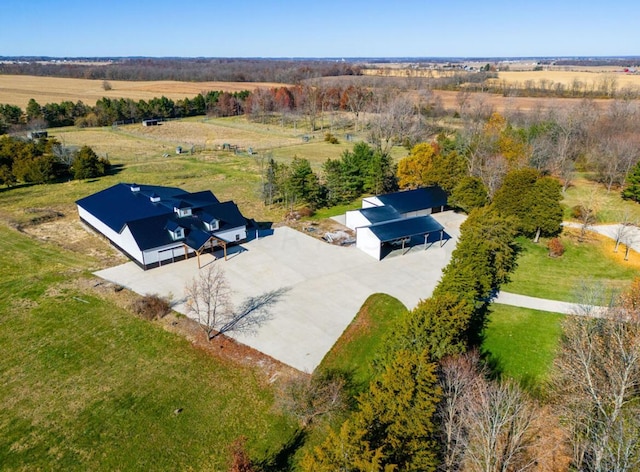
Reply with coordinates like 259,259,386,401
95,212,464,372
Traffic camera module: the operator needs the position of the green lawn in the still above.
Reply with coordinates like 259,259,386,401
319,293,409,393
503,234,637,302
562,175,640,223
0,225,295,471
482,304,563,391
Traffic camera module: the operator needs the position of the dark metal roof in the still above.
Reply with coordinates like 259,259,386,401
375,186,447,214
359,206,402,224
76,183,189,232
185,229,213,251
367,215,444,243
76,183,245,251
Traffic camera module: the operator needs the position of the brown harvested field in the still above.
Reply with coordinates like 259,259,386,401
0,75,286,108
434,90,620,113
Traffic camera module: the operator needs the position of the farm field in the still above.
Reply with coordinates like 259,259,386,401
496,70,640,89
2,73,633,117
0,74,285,109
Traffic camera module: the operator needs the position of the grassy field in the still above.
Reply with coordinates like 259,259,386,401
482,304,563,390
318,294,409,393
503,230,639,302
0,224,296,470
562,176,640,223
0,75,285,109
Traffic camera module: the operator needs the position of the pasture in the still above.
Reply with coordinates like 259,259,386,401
0,224,296,471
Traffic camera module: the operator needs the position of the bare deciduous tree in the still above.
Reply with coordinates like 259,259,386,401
553,285,640,472
277,370,348,428
184,265,287,341
438,351,541,472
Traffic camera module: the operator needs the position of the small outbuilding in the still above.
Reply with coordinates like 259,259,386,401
349,186,450,260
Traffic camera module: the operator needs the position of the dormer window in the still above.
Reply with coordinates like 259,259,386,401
166,220,184,240
150,193,161,203
171,227,184,240
174,205,192,218
130,184,140,192
205,218,219,231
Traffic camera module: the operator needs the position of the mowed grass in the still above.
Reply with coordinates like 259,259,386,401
562,176,640,223
319,293,409,392
503,230,638,302
0,224,295,470
482,304,563,389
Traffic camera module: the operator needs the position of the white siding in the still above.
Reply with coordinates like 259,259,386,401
119,226,145,264
143,242,191,266
356,227,381,260
345,210,373,230
362,196,383,209
401,208,432,218
77,206,122,244
214,226,247,244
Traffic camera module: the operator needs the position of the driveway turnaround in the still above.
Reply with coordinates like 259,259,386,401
95,212,465,372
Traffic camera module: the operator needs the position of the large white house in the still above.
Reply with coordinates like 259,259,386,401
346,186,449,260
76,183,247,269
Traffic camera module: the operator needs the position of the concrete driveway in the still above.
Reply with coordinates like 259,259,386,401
95,212,465,372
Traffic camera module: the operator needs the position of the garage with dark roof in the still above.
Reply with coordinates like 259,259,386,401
349,186,451,260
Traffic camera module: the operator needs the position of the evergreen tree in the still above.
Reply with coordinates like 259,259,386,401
72,145,110,180
450,176,488,213
303,350,441,472
523,176,563,242
622,160,640,202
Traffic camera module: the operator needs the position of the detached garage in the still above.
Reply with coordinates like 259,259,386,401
356,215,445,260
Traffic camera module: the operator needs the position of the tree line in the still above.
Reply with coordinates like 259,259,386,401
0,135,109,185
0,58,360,83
0,90,250,133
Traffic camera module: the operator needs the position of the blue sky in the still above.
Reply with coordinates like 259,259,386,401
2,0,638,58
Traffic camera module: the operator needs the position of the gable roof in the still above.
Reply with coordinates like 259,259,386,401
375,186,447,214
367,215,444,243
77,183,246,251
359,206,402,225
76,183,222,233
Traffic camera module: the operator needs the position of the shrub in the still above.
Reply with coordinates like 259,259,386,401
130,293,171,320
324,132,339,144
547,237,565,258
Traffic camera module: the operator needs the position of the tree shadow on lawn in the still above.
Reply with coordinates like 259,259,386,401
258,429,307,472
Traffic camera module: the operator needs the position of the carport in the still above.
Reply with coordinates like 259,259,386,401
356,215,445,260
184,229,228,268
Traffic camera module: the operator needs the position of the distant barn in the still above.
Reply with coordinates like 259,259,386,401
142,119,159,127
28,130,48,139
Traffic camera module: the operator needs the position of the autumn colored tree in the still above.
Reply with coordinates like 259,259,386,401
397,142,438,189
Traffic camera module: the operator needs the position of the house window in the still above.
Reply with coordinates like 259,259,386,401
169,227,184,240
206,219,219,231
235,234,240,241
176,207,192,218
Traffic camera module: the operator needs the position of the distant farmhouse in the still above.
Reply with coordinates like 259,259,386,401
346,186,449,260
76,183,247,270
